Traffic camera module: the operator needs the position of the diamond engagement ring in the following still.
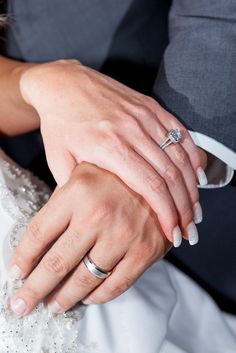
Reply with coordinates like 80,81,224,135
159,129,182,150
83,254,112,279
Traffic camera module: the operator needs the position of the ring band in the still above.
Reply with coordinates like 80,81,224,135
160,129,182,150
83,254,112,279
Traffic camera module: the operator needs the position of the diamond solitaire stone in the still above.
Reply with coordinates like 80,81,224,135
168,129,182,144
159,128,183,150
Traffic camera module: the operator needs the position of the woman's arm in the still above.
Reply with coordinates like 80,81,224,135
0,55,206,246
0,56,39,135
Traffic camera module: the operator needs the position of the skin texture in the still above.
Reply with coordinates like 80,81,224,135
19,59,206,242
9,163,171,315
0,56,207,243
0,56,206,310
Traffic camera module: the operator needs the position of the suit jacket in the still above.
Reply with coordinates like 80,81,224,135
1,0,236,154
0,0,236,310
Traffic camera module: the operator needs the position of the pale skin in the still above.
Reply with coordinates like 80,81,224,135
0,56,207,313
1,57,207,243
9,163,171,315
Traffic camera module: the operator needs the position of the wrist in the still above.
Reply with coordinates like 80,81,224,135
16,63,38,106
10,63,40,128
18,59,84,124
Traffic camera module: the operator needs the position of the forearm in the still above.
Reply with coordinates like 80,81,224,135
0,56,39,136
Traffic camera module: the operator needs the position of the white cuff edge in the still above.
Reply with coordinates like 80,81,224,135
189,130,236,170
189,130,235,188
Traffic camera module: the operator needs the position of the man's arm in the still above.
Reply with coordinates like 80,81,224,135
153,0,236,185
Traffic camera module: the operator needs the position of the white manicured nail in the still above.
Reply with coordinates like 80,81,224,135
193,202,203,224
197,167,208,186
82,298,92,305
9,264,22,279
11,298,27,315
48,300,62,313
173,226,182,248
187,222,199,246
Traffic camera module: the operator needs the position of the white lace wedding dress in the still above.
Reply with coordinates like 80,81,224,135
0,149,235,353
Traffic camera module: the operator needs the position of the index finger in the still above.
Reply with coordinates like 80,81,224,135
8,186,71,280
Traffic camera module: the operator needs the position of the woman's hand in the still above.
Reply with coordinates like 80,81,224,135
20,59,207,245
9,163,171,315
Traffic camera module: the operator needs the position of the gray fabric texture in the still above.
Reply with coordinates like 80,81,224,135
0,0,236,310
3,0,235,151
154,0,236,152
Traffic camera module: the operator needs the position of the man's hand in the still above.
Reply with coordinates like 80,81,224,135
19,59,207,246
9,163,171,315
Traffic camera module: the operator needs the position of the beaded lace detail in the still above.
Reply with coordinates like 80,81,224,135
0,151,92,353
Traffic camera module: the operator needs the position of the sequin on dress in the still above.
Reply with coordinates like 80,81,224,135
0,150,92,353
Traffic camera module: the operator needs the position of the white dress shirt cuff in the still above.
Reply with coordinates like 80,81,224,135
189,131,235,189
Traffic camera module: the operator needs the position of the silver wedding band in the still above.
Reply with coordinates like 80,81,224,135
159,128,182,150
83,254,112,279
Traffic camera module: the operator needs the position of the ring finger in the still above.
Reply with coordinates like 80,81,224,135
46,240,126,313
10,225,94,316
132,110,201,229
149,121,201,221
125,123,197,242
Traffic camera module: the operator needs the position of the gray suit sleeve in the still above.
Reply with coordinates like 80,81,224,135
153,0,236,155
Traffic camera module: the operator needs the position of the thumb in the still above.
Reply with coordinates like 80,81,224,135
45,147,77,187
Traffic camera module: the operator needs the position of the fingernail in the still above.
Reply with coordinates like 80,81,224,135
187,222,199,246
9,264,22,280
48,300,63,314
11,298,27,316
172,226,182,248
197,167,208,186
82,298,92,305
193,202,203,224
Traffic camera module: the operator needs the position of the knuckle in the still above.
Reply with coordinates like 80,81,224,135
136,104,151,119
140,241,157,261
181,204,193,223
73,270,97,288
142,96,161,113
146,173,166,194
98,119,114,132
142,95,154,104
27,218,43,243
103,138,130,162
42,252,68,276
68,58,80,64
116,221,134,241
99,125,126,153
163,165,181,185
120,112,144,137
56,58,80,65
61,232,77,248
124,114,142,131
174,149,188,166
21,285,41,302
55,59,68,65
108,134,126,152
70,172,94,195
89,201,114,226
69,225,83,240
142,95,157,107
